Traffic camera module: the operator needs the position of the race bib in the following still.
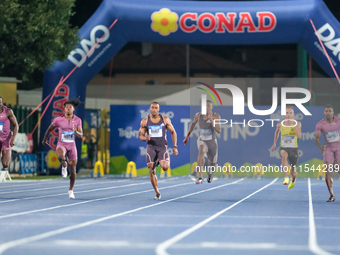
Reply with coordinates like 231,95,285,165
326,131,340,143
282,136,295,148
61,131,75,143
200,129,212,141
149,126,162,138
0,122,3,132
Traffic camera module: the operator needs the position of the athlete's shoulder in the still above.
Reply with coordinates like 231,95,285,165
140,117,148,126
316,118,325,126
334,116,340,122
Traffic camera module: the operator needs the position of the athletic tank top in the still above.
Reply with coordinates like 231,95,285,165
146,114,167,146
280,122,298,148
198,113,215,141
0,106,11,139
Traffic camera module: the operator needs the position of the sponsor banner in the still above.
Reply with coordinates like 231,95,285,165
19,154,37,175
110,105,325,173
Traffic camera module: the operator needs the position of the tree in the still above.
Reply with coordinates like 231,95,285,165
0,0,79,89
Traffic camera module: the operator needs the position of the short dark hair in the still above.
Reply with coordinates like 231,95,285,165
286,106,294,111
324,104,334,110
207,100,213,104
151,102,160,106
63,98,82,108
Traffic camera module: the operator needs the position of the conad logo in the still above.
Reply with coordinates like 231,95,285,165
151,8,277,36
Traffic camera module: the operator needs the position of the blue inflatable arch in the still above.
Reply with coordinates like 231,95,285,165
41,0,340,159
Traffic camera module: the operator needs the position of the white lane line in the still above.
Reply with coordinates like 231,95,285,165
0,178,244,254
308,178,334,255
0,181,150,204
0,179,132,195
155,178,278,255
0,177,179,204
0,181,191,220
21,241,340,252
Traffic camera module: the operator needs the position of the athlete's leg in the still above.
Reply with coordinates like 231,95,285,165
68,160,77,191
1,150,11,169
207,162,216,183
279,149,289,178
56,147,67,168
148,162,160,195
324,148,335,201
197,145,205,180
159,146,170,171
289,149,298,183
325,161,335,198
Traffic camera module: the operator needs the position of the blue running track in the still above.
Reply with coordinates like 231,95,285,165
0,177,338,255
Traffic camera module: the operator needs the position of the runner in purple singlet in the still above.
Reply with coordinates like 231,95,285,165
315,104,340,202
0,97,18,172
139,102,178,200
42,99,83,199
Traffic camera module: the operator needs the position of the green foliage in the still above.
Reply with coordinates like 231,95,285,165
0,0,79,84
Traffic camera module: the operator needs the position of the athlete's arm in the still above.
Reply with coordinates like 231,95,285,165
42,124,56,146
183,112,200,145
212,113,221,133
165,117,178,155
270,123,281,151
73,124,83,138
139,118,150,142
7,109,18,147
314,132,325,155
294,121,302,138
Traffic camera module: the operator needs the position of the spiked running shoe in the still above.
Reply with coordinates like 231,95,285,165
283,177,289,185
326,196,335,202
195,178,203,184
288,182,295,189
154,193,161,200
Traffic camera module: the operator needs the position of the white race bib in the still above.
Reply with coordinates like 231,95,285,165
326,131,340,143
149,126,162,138
200,129,212,141
282,136,295,148
61,131,75,143
0,122,3,132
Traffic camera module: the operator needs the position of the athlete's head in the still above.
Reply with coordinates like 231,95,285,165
63,98,82,115
206,100,213,114
324,104,334,121
150,102,160,117
0,96,3,107
285,106,295,120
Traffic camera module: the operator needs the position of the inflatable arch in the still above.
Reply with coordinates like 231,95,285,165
41,0,340,164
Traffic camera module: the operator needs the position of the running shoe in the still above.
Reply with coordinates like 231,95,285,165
195,178,203,184
288,182,295,189
207,173,213,183
283,177,289,185
154,193,161,200
326,196,335,202
61,164,68,178
68,190,75,199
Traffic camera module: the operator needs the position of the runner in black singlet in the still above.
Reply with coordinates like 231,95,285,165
139,102,178,200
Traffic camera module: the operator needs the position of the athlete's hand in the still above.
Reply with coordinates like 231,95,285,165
173,148,178,155
270,144,276,151
183,137,188,145
322,146,326,156
42,140,49,146
145,135,151,141
73,124,77,132
10,138,15,147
